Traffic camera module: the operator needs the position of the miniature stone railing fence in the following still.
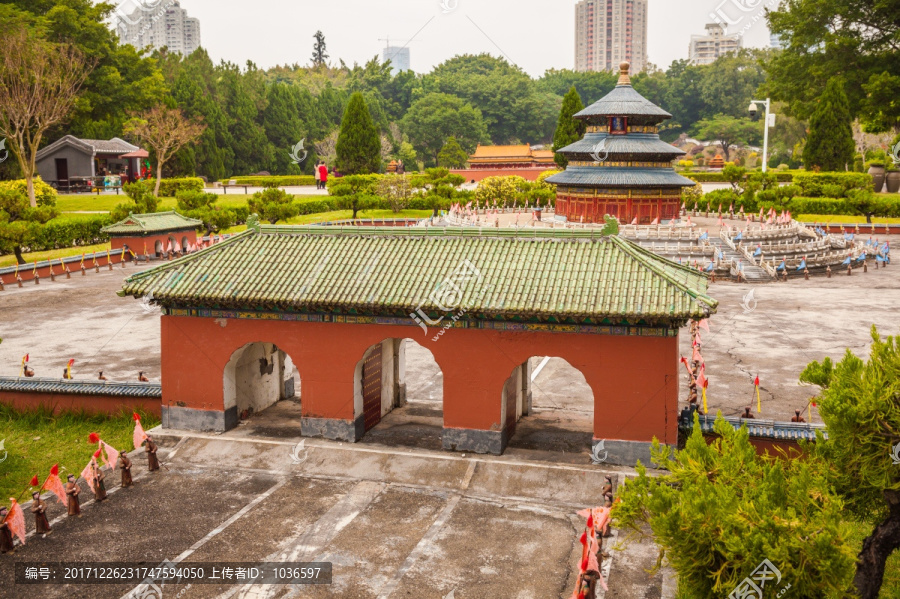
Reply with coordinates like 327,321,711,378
0,248,131,287
680,408,828,455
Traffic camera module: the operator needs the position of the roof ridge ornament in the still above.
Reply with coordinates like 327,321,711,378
247,213,261,233
617,61,631,87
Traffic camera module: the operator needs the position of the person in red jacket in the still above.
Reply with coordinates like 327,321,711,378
318,162,328,189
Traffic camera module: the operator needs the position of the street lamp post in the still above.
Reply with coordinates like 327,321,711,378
748,98,774,173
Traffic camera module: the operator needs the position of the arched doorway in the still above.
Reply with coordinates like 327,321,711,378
223,342,300,427
503,357,595,460
354,338,444,450
181,236,190,252
154,240,163,257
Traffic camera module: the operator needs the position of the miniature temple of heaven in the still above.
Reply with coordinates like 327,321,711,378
548,62,695,224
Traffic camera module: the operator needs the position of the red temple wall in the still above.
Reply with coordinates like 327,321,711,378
555,195,682,224
110,230,199,254
160,314,680,446
0,390,160,417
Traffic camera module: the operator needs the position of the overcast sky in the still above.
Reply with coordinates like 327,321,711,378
146,0,777,76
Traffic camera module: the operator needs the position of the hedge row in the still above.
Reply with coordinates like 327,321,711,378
685,172,794,183
28,215,112,252
223,175,317,187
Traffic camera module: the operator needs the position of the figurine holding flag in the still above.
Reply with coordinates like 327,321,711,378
31,491,52,536
754,375,761,414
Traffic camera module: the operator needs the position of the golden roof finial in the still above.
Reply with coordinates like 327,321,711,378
617,61,631,86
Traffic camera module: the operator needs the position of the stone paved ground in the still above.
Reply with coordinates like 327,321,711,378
0,425,666,599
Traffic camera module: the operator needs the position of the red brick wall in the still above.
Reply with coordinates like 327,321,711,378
160,314,680,445
449,168,552,183
0,390,160,417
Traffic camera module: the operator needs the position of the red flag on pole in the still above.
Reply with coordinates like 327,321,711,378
133,413,148,450
5,499,26,545
44,465,67,506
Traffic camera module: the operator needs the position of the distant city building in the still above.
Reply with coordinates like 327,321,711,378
770,33,784,50
575,0,648,74
689,23,742,65
382,46,411,75
115,0,201,56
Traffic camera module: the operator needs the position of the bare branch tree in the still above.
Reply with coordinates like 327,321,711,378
125,106,206,197
0,28,94,207
313,129,339,167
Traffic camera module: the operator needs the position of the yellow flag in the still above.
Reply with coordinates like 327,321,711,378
702,386,708,414
756,386,761,414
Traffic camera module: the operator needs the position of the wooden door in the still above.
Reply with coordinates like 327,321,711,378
55,159,68,183
362,345,383,431
504,372,517,437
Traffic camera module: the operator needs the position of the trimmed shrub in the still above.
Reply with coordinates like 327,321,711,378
0,177,58,205
295,197,338,215
685,172,793,183
792,172,872,197
702,188,740,210
142,177,204,197
786,197,852,215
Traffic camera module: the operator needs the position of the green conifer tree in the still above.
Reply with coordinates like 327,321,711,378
551,86,586,169
437,136,469,168
336,92,382,175
803,78,855,172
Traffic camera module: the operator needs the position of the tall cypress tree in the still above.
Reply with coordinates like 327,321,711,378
336,92,381,174
551,86,586,169
803,78,855,172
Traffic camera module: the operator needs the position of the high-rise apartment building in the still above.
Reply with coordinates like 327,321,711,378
689,23,743,65
382,46,411,75
115,0,201,56
575,0,648,74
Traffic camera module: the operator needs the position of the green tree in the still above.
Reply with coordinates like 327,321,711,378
219,62,273,176
176,189,235,235
551,86,586,169
248,187,299,224
375,174,413,213
800,327,900,598
401,93,487,166
0,183,59,265
436,137,469,169
803,78,855,172
263,82,312,175
692,115,761,162
327,174,379,219
537,69,617,106
0,26,93,207
698,50,769,120
110,180,160,221
336,92,383,175
613,414,856,598
398,140,417,168
767,0,900,132
424,54,550,144
311,31,328,68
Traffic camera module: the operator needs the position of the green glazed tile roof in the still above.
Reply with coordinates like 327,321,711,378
102,211,202,235
556,134,686,159
119,226,717,325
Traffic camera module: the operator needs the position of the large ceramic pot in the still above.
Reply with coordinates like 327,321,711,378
869,165,886,192
886,171,900,194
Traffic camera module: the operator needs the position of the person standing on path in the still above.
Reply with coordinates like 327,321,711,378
144,436,160,472
318,162,328,190
119,451,134,488
314,160,322,189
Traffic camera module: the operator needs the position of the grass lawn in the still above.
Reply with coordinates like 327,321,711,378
798,214,900,224
57,193,257,214
0,242,111,269
0,404,160,502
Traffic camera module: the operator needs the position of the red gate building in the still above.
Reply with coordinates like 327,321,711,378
548,62,695,224
119,220,717,465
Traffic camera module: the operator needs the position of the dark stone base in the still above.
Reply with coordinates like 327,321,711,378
443,427,507,455
593,438,661,467
162,405,237,432
301,414,364,442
